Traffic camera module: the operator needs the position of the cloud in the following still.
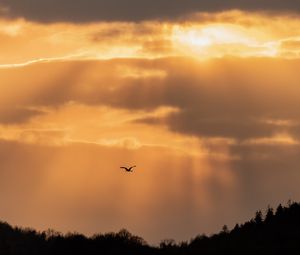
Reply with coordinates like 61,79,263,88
1,4,300,243
97,137,142,149
1,0,300,23
1,57,300,142
280,39,300,57
0,106,44,124
1,56,300,243
1,12,300,65
281,39,300,50
103,58,300,141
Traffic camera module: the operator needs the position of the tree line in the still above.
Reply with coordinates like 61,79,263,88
1,201,300,254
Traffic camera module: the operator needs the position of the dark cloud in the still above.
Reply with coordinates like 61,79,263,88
0,106,44,124
165,113,277,140
2,58,300,141
1,0,300,23
110,58,300,140
91,24,159,41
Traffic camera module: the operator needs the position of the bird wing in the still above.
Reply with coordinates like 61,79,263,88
120,167,128,170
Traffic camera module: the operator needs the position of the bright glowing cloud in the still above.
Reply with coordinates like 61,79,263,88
1,11,300,66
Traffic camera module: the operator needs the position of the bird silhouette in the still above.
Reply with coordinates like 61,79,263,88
120,165,136,172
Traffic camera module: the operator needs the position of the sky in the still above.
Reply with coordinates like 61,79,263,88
1,0,300,244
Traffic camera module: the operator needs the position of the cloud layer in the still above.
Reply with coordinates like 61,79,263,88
1,58,300,142
1,6,300,243
1,12,300,66
1,56,300,244
1,0,300,22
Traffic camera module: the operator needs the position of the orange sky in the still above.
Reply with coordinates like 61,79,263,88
1,9,300,243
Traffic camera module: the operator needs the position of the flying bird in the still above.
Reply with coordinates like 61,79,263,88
120,165,136,172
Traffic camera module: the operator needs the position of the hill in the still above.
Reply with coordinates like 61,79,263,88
1,202,300,254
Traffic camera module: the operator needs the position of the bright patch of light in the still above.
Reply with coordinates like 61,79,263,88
172,24,280,58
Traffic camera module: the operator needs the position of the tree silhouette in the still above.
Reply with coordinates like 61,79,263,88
1,201,300,254
254,210,263,224
221,225,229,233
265,206,274,223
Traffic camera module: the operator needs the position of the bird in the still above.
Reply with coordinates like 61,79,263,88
120,165,136,172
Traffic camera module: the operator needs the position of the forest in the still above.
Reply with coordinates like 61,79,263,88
1,201,300,254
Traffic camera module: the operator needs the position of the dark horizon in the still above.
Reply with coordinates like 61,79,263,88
1,201,300,254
